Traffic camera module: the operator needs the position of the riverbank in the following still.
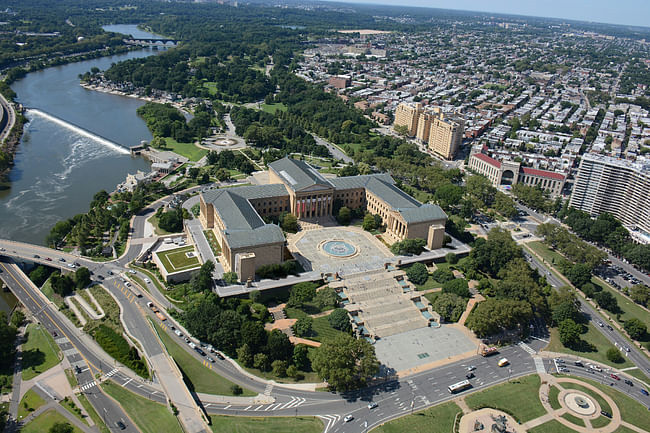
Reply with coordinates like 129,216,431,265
0,91,24,189
80,81,192,117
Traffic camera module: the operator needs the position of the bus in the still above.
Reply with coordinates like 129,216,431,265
448,380,472,394
155,311,166,321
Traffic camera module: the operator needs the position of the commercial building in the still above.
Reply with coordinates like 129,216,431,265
328,75,351,89
569,153,650,234
199,158,447,281
468,147,566,196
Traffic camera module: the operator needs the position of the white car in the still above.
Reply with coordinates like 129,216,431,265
128,270,136,274
343,415,354,423
368,402,378,409
144,278,151,283
67,263,75,268
467,365,476,371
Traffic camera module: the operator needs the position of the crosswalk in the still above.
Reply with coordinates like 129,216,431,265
318,414,341,433
533,356,546,374
105,368,119,378
80,380,97,391
518,341,537,355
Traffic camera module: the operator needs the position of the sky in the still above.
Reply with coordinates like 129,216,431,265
327,0,650,28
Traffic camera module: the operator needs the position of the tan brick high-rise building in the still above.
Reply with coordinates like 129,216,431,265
393,102,422,136
415,108,441,143
428,113,464,160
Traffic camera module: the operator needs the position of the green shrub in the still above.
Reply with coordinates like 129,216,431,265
93,325,148,378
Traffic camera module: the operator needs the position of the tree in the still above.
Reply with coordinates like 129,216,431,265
390,238,426,255
236,344,254,367
287,282,317,308
158,208,184,233
432,293,466,322
314,287,338,310
442,279,470,298
623,318,647,340
293,344,310,371
241,322,267,351
29,265,52,287
552,301,581,326
328,308,351,332
293,316,313,337
494,192,518,219
593,291,618,312
558,319,582,347
230,384,243,395
432,268,455,284
465,298,533,337
286,364,298,379
405,263,428,285
394,124,410,136
50,272,74,296
469,228,521,277
446,253,458,265
606,347,624,363
337,207,351,225
266,329,293,362
191,260,215,292
271,360,288,377
362,213,376,231
281,213,299,233
49,423,74,433
74,267,91,289
223,272,238,284
434,183,464,210
566,263,593,289
629,284,649,306
253,353,271,371
311,334,379,391
466,175,496,208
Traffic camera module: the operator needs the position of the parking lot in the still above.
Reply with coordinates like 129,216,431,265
595,263,643,289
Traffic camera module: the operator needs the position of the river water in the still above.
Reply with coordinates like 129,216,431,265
0,25,162,246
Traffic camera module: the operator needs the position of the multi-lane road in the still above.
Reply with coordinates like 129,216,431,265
2,193,650,433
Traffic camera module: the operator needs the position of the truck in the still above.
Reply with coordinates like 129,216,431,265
155,311,166,321
480,346,499,357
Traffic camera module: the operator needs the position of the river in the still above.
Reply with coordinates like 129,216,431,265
0,25,163,246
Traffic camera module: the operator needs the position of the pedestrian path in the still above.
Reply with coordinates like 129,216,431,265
518,341,537,355
533,357,546,374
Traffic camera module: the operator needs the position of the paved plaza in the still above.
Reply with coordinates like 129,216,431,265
374,325,478,373
289,226,394,275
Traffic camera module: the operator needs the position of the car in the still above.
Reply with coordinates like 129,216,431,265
74,366,82,374
206,356,215,363
467,365,476,371
368,402,378,409
624,347,631,352
33,254,40,258
640,389,649,396
607,325,614,331
610,374,620,381
144,278,151,283
466,372,475,379
559,367,569,373
597,321,604,327
174,330,183,337
116,421,126,430
343,415,354,423
45,257,52,261
59,257,65,262
107,270,114,275
128,269,136,274
97,275,104,280
51,331,57,337
554,358,565,363
601,411,612,418
215,352,225,360
574,361,584,367
67,263,75,268
0,247,4,251
625,380,634,386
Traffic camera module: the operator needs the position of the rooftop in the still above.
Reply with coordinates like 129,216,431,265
269,157,333,192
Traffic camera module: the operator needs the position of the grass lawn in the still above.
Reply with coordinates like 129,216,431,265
548,385,561,410
260,103,287,114
415,276,442,291
591,415,612,428
20,409,84,433
17,388,46,419
527,420,577,433
131,275,150,293
21,324,62,380
203,230,221,256
369,400,462,433
60,396,88,425
156,245,201,273
614,426,643,433
526,241,566,266
152,321,255,396
592,276,650,334
465,374,546,423
209,415,322,433
147,214,173,236
77,394,110,433
101,381,183,433
130,265,166,294
568,376,650,431
163,137,208,161
624,368,650,384
546,324,633,369
559,381,612,413
284,308,348,343
40,277,64,309
560,412,585,427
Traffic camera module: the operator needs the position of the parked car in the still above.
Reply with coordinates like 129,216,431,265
206,356,215,363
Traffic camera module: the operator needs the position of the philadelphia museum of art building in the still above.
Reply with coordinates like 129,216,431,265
199,157,447,281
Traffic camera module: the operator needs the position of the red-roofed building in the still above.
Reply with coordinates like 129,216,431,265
468,148,566,196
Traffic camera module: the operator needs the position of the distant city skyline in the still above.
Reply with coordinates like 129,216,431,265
327,0,650,29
